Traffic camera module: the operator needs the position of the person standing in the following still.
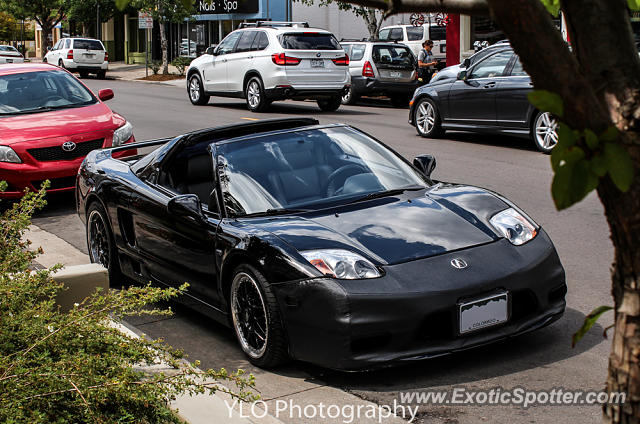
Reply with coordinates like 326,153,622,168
417,40,438,85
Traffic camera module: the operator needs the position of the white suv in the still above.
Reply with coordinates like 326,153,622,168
379,24,447,61
186,22,351,112
44,38,108,79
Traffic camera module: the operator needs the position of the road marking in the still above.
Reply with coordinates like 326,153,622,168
240,117,260,121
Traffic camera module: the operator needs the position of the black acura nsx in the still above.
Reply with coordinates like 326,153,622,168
76,118,566,370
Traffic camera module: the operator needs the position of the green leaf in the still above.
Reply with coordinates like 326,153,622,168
600,125,620,142
115,0,130,11
584,129,599,150
528,90,563,118
590,154,608,177
551,147,587,210
572,305,613,347
540,0,561,15
628,0,640,11
604,142,635,191
550,123,577,172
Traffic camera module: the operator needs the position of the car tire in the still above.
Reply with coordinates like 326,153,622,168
317,96,342,112
531,111,558,154
414,97,445,138
43,57,47,63
58,59,64,69
97,71,106,79
341,86,359,105
86,201,125,289
245,77,270,112
229,264,288,368
188,74,210,106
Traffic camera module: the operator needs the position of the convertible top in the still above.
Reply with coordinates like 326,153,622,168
107,118,320,154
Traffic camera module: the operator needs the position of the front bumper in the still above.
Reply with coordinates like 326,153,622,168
265,85,350,101
351,76,418,97
272,231,566,370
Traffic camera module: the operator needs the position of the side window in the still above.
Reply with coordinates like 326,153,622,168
350,44,366,61
468,51,512,79
510,57,528,76
235,31,257,53
52,40,61,50
378,28,391,40
64,39,71,49
217,32,242,55
389,28,404,41
406,26,424,41
251,31,269,51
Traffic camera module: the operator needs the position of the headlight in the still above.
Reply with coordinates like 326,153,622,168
490,208,538,246
112,121,133,147
0,146,21,163
300,249,381,279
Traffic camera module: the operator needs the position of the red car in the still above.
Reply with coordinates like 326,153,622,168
0,63,135,198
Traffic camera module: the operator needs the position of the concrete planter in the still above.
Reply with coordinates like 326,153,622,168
52,264,108,311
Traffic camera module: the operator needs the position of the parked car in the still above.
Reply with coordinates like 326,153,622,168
0,63,135,198
409,45,559,153
180,39,198,57
186,21,350,112
77,117,566,370
340,40,418,107
0,45,24,64
428,40,510,84
44,37,108,79
379,23,446,62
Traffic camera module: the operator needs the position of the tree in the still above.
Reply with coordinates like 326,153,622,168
295,0,384,39
318,0,640,421
0,11,17,42
0,0,66,57
66,0,117,36
128,0,192,74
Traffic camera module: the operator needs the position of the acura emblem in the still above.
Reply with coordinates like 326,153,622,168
61,141,77,152
316,52,321,57
451,258,468,269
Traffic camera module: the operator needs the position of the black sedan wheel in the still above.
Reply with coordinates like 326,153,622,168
532,111,558,154
317,96,342,112
188,74,210,105
230,264,287,367
86,202,125,288
415,98,444,138
246,77,270,112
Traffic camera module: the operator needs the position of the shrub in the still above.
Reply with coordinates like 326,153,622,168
171,57,193,76
0,182,256,423
148,60,162,75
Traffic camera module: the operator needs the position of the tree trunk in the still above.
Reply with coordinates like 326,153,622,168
40,24,52,59
159,21,168,74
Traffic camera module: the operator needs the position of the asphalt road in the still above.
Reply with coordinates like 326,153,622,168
32,77,614,424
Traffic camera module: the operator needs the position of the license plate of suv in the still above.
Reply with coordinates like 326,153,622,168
389,71,401,78
311,59,324,68
458,292,509,334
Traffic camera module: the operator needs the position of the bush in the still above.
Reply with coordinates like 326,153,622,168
0,182,256,423
148,60,162,75
171,57,193,76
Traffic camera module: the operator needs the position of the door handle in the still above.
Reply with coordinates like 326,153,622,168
248,56,254,59
222,58,227,63
483,82,496,88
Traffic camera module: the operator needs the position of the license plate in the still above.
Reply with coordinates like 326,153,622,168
459,292,509,334
389,71,401,78
311,59,324,68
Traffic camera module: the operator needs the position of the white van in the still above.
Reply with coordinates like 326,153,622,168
378,24,446,61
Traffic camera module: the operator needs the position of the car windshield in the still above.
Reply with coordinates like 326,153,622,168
0,70,96,116
278,33,342,50
73,39,104,50
216,126,429,216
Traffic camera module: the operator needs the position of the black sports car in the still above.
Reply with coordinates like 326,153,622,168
408,45,559,153
76,118,566,370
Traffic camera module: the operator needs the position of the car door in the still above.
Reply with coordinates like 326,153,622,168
445,49,512,126
495,54,535,129
202,31,241,92
226,30,257,93
129,150,222,308
49,40,62,63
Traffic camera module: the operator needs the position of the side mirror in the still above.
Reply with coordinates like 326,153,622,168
462,58,470,68
98,88,114,101
206,45,218,55
47,46,52,51
457,70,468,82
168,194,207,225
413,154,437,178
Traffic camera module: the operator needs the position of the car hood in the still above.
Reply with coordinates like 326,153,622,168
250,184,509,265
0,102,119,145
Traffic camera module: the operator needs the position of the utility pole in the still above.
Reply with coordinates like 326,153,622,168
96,1,100,39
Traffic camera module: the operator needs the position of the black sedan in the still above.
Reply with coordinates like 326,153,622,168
77,118,566,370
408,45,559,153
